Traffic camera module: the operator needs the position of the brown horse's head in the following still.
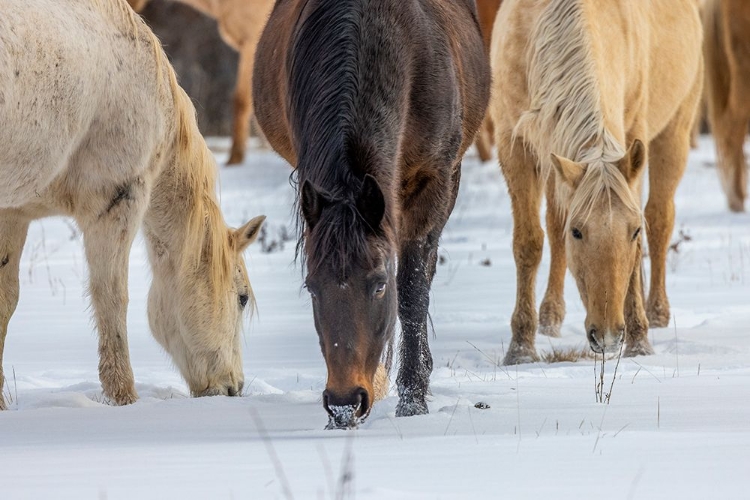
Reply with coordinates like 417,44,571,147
552,140,646,353
301,175,396,429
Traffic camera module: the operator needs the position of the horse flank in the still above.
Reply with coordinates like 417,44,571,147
513,0,640,226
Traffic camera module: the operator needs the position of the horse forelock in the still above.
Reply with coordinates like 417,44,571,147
566,156,642,231
299,182,393,283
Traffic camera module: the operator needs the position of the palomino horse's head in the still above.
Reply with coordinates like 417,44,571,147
301,175,396,429
551,140,646,354
148,215,266,398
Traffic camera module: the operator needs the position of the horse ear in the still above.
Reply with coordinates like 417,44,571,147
616,139,646,184
550,154,585,188
301,180,330,230
357,174,386,233
235,215,266,252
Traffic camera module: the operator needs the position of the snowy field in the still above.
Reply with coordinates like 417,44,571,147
1,136,749,499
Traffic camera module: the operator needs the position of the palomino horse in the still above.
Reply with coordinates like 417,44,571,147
127,0,275,165
490,0,703,363
254,0,489,428
0,0,265,409
474,0,504,163
703,0,750,212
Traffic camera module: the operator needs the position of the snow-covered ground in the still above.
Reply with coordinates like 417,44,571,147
1,137,749,499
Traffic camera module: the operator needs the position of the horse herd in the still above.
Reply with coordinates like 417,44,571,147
0,0,743,429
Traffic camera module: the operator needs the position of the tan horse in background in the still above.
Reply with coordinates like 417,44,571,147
474,0,503,163
0,0,265,408
490,0,703,364
128,0,275,165
703,0,750,212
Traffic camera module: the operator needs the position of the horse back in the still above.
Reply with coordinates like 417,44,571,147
253,0,489,169
0,0,168,211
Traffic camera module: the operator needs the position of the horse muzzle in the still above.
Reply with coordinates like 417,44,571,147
323,387,370,429
587,325,625,354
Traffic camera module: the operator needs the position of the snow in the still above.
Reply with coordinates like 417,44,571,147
1,136,749,499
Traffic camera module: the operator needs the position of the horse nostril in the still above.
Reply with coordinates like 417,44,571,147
356,388,369,417
322,390,333,416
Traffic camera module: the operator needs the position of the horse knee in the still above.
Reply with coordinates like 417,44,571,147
513,225,544,268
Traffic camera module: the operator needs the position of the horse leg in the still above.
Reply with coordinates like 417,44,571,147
78,182,149,405
500,140,543,365
227,43,256,166
712,110,748,212
623,238,653,356
474,114,494,163
645,84,699,328
395,165,459,417
0,212,30,410
538,177,566,337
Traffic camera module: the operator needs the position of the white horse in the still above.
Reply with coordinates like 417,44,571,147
0,0,265,408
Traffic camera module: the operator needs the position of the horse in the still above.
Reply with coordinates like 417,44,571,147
703,0,750,212
127,0,276,165
254,0,490,428
0,0,266,409
489,0,703,364
474,0,504,163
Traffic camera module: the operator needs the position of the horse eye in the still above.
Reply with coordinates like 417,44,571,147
632,227,641,241
374,282,387,296
239,294,249,308
571,228,583,240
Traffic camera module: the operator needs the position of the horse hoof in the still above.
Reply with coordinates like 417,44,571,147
538,323,561,338
108,389,138,406
395,399,428,417
624,339,655,357
503,344,539,366
646,308,670,328
226,151,244,166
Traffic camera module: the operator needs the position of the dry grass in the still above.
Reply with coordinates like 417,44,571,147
541,345,594,364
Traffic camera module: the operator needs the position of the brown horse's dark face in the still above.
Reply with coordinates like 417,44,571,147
301,175,396,429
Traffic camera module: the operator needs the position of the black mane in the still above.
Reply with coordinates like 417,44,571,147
289,0,406,274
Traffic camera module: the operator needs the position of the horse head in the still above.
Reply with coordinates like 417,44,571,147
552,140,646,353
301,175,396,429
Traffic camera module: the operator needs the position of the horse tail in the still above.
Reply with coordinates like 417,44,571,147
703,0,731,123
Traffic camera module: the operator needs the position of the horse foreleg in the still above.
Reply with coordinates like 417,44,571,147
0,212,30,410
538,177,566,338
645,82,699,328
395,230,440,417
79,181,148,405
227,44,257,166
500,140,544,365
623,238,653,356
395,166,459,417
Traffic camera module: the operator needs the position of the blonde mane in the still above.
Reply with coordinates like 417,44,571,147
514,0,640,223
119,4,240,308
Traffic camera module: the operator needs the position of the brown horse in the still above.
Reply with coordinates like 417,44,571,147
704,0,750,212
127,0,275,165
474,0,504,163
254,0,489,428
490,0,702,363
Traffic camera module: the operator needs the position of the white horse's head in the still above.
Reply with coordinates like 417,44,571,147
148,215,265,397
